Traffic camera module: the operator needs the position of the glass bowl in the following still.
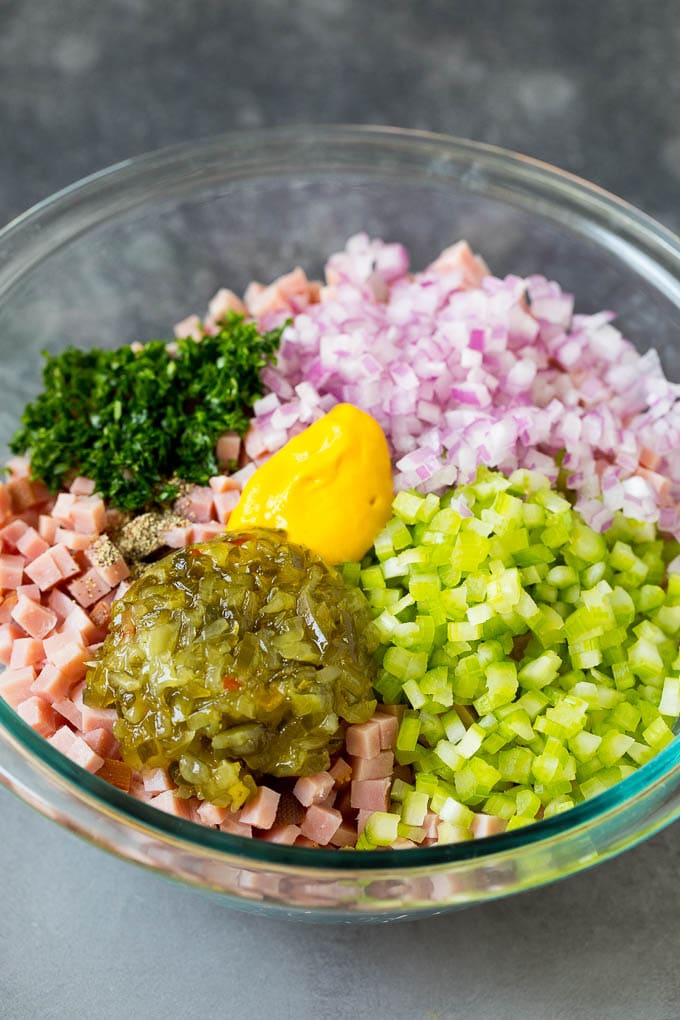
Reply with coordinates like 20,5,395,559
1,125,679,922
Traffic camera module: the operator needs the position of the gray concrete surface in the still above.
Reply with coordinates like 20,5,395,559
1,2,679,1017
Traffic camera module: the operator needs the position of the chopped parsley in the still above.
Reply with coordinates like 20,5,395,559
11,313,283,512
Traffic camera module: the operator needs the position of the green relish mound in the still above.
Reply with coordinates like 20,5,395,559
85,530,377,807
348,467,680,841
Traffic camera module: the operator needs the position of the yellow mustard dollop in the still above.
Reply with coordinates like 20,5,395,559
228,403,393,564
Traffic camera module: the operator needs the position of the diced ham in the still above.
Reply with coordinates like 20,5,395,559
69,476,96,496
356,809,372,834
196,802,230,827
69,495,106,535
329,821,358,848
38,515,58,543
0,593,18,624
470,813,507,839
300,803,342,845
53,695,83,730
0,622,22,665
350,777,391,812
83,727,119,759
89,597,113,629
51,492,77,525
428,240,489,289
81,702,117,734
192,522,225,542
178,486,214,524
294,835,318,848
639,447,661,471
24,549,62,591
91,557,129,589
9,637,44,669
350,750,394,781
46,595,74,626
67,568,112,608
8,476,47,513
173,314,202,340
373,711,400,751
17,584,41,601
15,526,50,561
17,696,58,737
0,553,26,590
50,544,81,582
230,463,257,488
293,771,335,807
213,489,241,524
31,662,74,701
208,287,246,322
0,519,30,548
239,786,280,830
216,433,242,467
42,632,89,680
161,525,193,548
345,718,383,759
328,757,353,786
0,666,37,708
142,768,174,794
259,823,301,845
54,527,96,551
0,485,10,526
48,725,77,756
95,758,132,792
151,790,192,819
11,596,57,640
219,812,253,839
61,603,100,644
207,473,241,493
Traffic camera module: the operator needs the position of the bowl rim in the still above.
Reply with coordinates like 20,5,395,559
1,123,680,873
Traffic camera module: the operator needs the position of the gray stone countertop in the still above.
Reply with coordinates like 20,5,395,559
1,2,679,1018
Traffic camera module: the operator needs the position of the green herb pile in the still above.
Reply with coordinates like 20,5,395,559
11,314,283,512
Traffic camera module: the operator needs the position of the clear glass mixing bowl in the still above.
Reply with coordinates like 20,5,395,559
1,126,679,921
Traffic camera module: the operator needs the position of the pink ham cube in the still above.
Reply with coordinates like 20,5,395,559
350,777,391,812
293,771,335,807
300,803,342,845
0,666,37,708
31,662,75,702
213,489,241,524
67,568,112,608
15,527,50,561
345,718,383,759
151,790,192,819
11,596,57,640
42,632,90,680
0,553,26,590
69,496,106,535
24,549,62,591
17,696,58,737
49,544,80,581
0,519,30,548
196,802,230,827
350,750,394,781
239,786,280,830
9,637,44,669
260,823,302,845
69,476,96,496
38,515,58,543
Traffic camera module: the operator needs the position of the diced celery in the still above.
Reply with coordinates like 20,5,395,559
393,490,425,525
364,811,401,846
437,821,474,843
401,790,430,827
498,746,534,784
396,713,422,752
